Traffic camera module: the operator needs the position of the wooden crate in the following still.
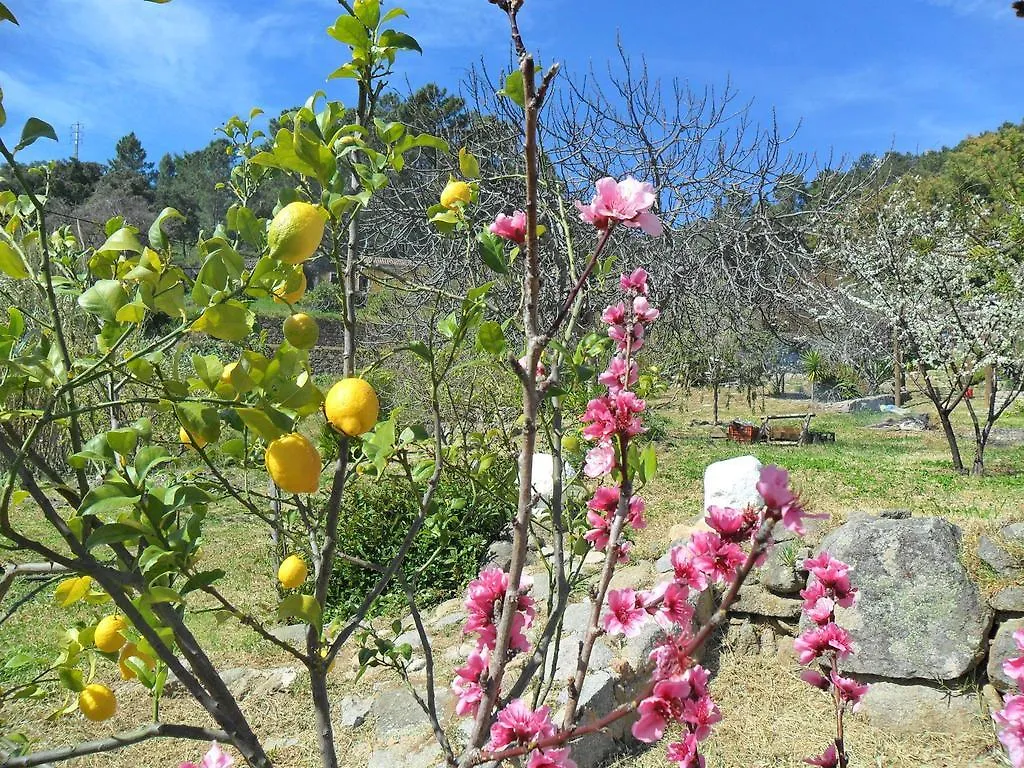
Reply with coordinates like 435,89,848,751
727,421,761,443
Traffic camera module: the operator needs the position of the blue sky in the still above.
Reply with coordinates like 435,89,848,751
1,0,1022,168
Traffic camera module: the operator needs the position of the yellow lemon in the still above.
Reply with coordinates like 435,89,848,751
78,683,117,722
268,202,326,265
265,433,321,494
277,554,309,589
273,269,307,305
440,180,471,209
324,378,379,437
94,615,127,653
283,313,320,350
179,426,207,450
117,643,155,681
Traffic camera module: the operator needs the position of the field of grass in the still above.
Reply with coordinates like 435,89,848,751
1,383,1021,767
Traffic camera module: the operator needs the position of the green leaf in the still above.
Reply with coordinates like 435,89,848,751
175,402,221,444
79,484,141,518
477,230,508,274
148,207,184,251
499,70,525,109
477,321,506,356
143,586,184,605
84,524,142,551
458,147,480,179
106,428,139,455
404,342,433,363
327,15,370,49
99,227,143,253
0,3,19,25
132,446,173,484
78,280,129,322
193,301,253,342
58,667,84,693
192,354,224,392
0,241,28,279
236,407,287,442
380,7,407,23
278,594,322,628
115,301,146,324
378,29,421,53
353,0,380,27
182,569,226,594
15,117,57,152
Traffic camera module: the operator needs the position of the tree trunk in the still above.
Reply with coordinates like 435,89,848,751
936,409,965,473
712,381,720,424
984,364,996,409
893,335,903,407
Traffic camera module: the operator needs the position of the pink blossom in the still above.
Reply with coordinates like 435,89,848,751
583,442,616,478
518,355,546,379
632,678,690,742
527,748,577,768
1015,628,1024,652
598,356,639,394
583,510,611,550
575,176,663,236
489,699,556,750
1005,654,1024,687
633,295,660,323
628,495,647,529
665,733,705,768
587,485,620,513
620,267,650,296
180,743,233,768
831,672,869,710
602,588,647,637
669,546,710,592
464,568,534,653
580,392,646,443
705,505,752,543
757,465,796,510
682,695,722,740
805,596,836,625
803,744,839,767
794,623,854,665
601,302,626,325
800,669,830,691
995,694,1024,768
452,649,488,716
682,664,711,698
652,582,694,630
490,210,527,244
649,632,695,680
687,531,745,584
608,320,645,352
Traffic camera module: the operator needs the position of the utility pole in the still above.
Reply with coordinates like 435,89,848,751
70,122,83,160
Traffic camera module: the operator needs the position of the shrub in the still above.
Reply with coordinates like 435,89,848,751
325,472,515,619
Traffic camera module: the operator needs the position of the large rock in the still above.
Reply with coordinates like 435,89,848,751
731,583,802,619
988,619,1024,692
829,395,894,413
979,523,1024,575
859,681,982,733
163,666,299,699
527,452,577,503
703,455,763,515
367,736,445,768
821,517,992,680
370,687,453,739
993,587,1024,614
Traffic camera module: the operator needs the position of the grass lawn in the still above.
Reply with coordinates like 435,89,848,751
0,384,1020,767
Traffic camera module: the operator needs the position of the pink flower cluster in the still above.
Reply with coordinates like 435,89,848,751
453,569,538,718
489,699,574,768
756,465,823,536
180,743,232,768
633,665,720,768
584,486,646,556
795,551,865,767
490,210,527,244
995,629,1024,767
575,176,663,236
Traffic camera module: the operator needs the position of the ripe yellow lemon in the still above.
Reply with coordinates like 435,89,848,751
179,426,207,450
265,433,321,494
78,683,117,722
273,269,307,305
268,202,326,265
277,554,309,589
117,643,155,681
94,615,127,653
283,313,320,350
440,180,471,209
325,378,379,437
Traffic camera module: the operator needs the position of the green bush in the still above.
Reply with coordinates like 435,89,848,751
325,472,514,620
